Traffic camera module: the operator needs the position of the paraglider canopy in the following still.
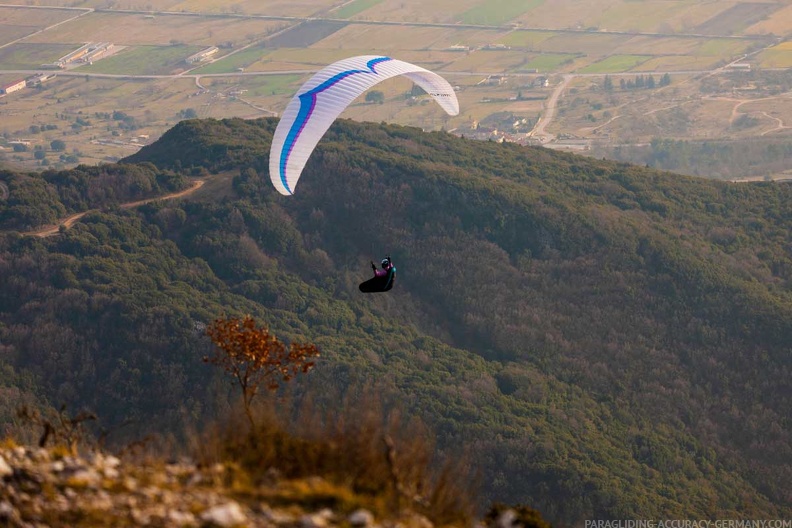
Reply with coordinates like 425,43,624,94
269,55,459,196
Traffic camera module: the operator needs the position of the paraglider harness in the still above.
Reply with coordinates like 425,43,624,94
359,256,396,293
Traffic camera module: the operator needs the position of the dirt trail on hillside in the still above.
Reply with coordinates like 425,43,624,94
21,179,205,238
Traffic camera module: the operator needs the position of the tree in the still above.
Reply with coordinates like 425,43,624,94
204,316,320,427
365,90,385,104
51,139,66,151
603,75,613,92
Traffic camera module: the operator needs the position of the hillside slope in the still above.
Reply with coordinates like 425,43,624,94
2,118,790,523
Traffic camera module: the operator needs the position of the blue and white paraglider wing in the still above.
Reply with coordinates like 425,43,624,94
269,55,459,196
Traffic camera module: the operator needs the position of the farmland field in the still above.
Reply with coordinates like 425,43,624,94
170,0,337,17
456,0,543,26
496,31,556,49
77,45,204,75
631,55,722,72
0,25,38,44
694,38,753,57
442,50,538,73
0,43,77,69
314,25,507,51
345,0,482,23
0,5,80,29
267,20,347,48
577,55,651,74
191,45,270,74
332,0,384,19
540,33,631,55
23,12,283,47
757,42,792,68
693,3,782,35
745,4,792,34
519,53,579,73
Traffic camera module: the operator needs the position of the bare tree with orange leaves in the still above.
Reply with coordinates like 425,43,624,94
204,316,320,427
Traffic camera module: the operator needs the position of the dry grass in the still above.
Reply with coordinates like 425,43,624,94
193,388,478,526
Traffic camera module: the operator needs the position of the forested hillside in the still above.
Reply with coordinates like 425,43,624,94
1,118,790,524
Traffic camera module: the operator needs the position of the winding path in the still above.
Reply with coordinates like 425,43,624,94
21,179,204,238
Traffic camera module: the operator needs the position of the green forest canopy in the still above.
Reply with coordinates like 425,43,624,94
1,117,790,524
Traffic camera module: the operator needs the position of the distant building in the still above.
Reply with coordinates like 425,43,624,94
447,45,469,52
25,73,55,87
186,46,219,64
0,79,26,95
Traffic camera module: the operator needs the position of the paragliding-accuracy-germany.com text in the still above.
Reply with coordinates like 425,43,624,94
585,521,791,528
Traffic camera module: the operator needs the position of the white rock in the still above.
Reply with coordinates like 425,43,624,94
260,505,295,524
0,455,12,478
105,455,120,468
66,468,102,487
51,460,65,472
168,509,197,526
497,509,517,528
301,510,334,528
349,509,375,527
200,502,247,527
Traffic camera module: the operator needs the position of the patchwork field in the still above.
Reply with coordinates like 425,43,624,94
757,41,792,67
0,5,80,31
577,55,652,74
455,0,543,26
23,12,283,47
314,25,508,51
693,3,782,36
331,0,384,19
77,45,204,75
496,30,557,49
0,25,45,45
0,43,78,69
191,45,271,74
342,0,483,23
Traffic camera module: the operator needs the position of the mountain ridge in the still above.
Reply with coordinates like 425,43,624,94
1,117,790,523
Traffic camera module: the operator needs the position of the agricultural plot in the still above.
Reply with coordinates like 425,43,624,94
345,0,482,24
247,48,355,71
171,0,336,17
23,12,283,47
539,33,631,56
694,38,754,57
331,0,384,19
456,0,543,26
0,5,79,29
577,55,651,74
311,24,447,51
631,55,723,72
745,4,792,35
0,43,77,69
612,36,701,57
0,24,38,45
204,74,304,99
694,3,782,36
268,21,347,48
757,41,792,68
191,45,270,74
314,24,508,52
77,45,204,75
518,53,579,73
442,50,536,73
496,30,556,49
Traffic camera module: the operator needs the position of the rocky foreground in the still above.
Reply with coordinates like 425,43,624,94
0,444,449,528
